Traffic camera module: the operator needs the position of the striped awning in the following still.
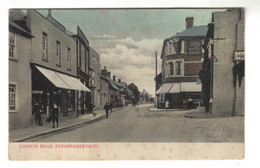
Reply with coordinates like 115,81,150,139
36,66,91,92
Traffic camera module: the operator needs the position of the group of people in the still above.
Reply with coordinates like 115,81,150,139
33,102,59,128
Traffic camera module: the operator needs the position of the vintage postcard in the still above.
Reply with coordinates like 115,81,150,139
8,8,244,160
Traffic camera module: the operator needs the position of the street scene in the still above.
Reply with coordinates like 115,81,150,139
9,8,244,143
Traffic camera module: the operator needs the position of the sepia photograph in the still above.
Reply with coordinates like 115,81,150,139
6,5,247,161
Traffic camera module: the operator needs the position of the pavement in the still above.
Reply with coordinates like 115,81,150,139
9,106,125,142
149,106,214,118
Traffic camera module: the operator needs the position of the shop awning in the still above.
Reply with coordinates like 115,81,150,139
155,83,173,94
36,66,91,92
169,83,181,93
156,82,201,94
181,82,201,92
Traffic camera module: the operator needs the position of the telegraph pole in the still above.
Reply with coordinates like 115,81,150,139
155,51,158,91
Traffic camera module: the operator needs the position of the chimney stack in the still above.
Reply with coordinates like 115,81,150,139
104,66,106,70
118,79,121,83
113,75,116,81
48,10,52,17
185,17,194,29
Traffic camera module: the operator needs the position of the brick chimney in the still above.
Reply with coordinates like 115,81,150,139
118,79,121,83
113,75,116,81
185,17,194,29
48,9,52,17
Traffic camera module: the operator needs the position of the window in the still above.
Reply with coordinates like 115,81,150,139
176,61,183,76
67,48,71,70
42,32,48,60
181,40,188,54
56,41,61,66
79,44,82,68
169,62,174,76
67,90,75,111
9,32,16,59
9,84,17,112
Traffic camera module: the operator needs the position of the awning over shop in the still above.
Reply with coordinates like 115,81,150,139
156,82,201,94
169,83,181,93
181,82,201,92
156,83,173,94
36,66,91,92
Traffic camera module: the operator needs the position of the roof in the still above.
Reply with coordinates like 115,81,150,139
9,10,26,21
173,26,208,38
100,74,109,81
115,82,127,89
9,21,34,38
109,80,121,91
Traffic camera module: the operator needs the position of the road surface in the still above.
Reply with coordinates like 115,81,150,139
33,104,244,142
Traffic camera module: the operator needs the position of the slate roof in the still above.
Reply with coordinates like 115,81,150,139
108,80,121,91
173,26,208,38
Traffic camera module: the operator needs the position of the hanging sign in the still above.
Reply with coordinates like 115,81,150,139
234,50,245,61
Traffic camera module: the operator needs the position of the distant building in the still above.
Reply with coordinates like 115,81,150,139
70,26,91,115
157,17,206,109
89,47,101,109
203,9,245,116
100,73,109,108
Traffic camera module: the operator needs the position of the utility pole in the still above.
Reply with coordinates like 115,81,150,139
155,51,158,91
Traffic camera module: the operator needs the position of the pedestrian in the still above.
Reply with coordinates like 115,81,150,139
89,103,93,114
34,103,43,126
188,97,193,109
104,102,110,119
165,99,169,109
109,102,113,113
51,103,59,128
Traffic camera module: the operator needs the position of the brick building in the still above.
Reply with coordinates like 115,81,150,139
156,17,206,109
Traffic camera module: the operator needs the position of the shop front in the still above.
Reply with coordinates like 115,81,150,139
32,65,91,125
156,82,201,109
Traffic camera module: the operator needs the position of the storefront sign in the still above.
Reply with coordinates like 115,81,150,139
188,41,201,55
234,50,245,61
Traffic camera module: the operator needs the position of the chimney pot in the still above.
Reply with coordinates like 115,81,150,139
185,17,194,29
48,10,52,17
113,75,116,81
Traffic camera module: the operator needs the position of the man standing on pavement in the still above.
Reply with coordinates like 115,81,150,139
104,102,110,119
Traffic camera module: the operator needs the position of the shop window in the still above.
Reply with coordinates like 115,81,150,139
42,32,48,60
9,84,17,112
67,90,75,111
9,32,16,59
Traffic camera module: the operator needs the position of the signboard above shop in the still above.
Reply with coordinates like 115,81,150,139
188,40,201,55
234,50,245,61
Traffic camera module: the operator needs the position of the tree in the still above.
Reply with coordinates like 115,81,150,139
128,83,140,102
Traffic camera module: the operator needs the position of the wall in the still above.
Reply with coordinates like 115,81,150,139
212,10,244,116
90,47,101,108
9,32,32,129
100,77,109,107
27,10,77,77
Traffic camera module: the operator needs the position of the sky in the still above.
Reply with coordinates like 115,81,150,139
38,8,226,96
